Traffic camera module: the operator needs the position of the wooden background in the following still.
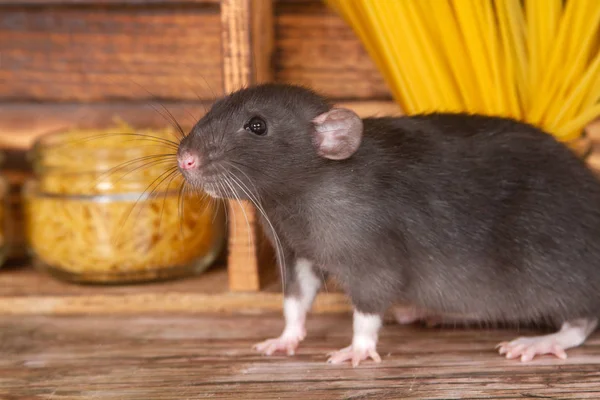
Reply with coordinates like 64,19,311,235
0,0,393,260
0,0,390,148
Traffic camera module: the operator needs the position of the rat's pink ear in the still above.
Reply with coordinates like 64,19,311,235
312,108,363,160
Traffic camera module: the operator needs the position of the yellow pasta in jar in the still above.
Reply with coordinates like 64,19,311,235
24,123,226,284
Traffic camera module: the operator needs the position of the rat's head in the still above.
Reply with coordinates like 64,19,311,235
177,83,363,200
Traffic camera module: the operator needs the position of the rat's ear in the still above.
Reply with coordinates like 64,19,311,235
312,108,363,160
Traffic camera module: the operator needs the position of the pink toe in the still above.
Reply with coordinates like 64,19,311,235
369,350,382,363
520,351,534,362
553,346,568,360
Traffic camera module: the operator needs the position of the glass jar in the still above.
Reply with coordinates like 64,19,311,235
23,124,226,284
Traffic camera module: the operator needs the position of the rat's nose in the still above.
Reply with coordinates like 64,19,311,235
178,152,198,170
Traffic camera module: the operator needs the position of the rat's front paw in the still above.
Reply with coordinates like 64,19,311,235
253,328,306,356
326,344,382,367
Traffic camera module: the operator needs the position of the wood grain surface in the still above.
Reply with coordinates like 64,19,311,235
0,2,224,102
2,313,600,399
0,100,401,150
0,0,388,103
275,0,390,100
0,265,351,315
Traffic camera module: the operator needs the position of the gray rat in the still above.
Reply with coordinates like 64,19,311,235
177,83,600,366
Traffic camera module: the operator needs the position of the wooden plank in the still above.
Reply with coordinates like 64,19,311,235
220,0,277,292
0,0,220,4
274,0,391,100
0,266,350,315
0,3,223,102
0,102,212,150
0,100,401,151
0,0,391,103
2,313,600,399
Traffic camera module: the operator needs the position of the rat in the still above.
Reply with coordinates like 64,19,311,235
177,83,600,367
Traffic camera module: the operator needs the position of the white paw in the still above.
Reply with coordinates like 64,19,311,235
496,337,568,362
253,329,306,356
327,344,382,367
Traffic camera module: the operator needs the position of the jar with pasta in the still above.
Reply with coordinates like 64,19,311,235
23,124,226,284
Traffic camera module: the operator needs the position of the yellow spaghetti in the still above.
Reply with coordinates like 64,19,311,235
24,124,226,283
326,0,600,143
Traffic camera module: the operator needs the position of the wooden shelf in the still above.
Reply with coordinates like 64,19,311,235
0,265,350,315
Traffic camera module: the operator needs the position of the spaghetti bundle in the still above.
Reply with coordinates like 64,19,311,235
326,0,600,143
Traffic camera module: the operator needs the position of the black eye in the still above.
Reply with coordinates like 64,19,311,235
244,116,267,135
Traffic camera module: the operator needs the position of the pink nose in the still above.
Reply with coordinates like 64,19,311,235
178,152,198,170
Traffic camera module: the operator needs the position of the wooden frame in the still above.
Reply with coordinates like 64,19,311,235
220,0,276,292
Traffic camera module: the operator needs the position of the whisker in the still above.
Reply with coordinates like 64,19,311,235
88,155,177,192
109,158,178,185
184,79,209,117
210,194,221,225
159,104,186,139
222,171,253,263
112,166,179,243
114,165,178,241
72,132,180,149
227,171,287,293
158,169,182,232
126,78,187,140
226,159,283,183
218,179,236,247
224,162,262,200
220,190,229,234
195,72,218,101
147,102,186,142
178,181,187,239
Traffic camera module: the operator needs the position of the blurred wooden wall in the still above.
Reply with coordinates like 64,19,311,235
0,0,393,259
0,0,390,150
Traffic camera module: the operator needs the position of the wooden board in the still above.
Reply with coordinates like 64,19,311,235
0,0,222,4
220,0,276,292
2,313,600,399
0,101,212,150
0,100,400,152
275,0,390,100
0,265,350,315
0,0,388,103
0,2,224,102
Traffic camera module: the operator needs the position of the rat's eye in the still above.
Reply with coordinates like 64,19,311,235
244,116,267,135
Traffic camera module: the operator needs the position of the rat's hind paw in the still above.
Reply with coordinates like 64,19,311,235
253,331,305,356
327,345,382,367
496,337,568,362
496,318,597,362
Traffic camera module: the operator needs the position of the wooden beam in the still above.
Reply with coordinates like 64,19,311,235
0,100,400,151
0,101,212,150
0,266,350,315
0,0,221,5
220,0,275,292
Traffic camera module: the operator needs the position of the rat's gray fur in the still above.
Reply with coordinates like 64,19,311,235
179,83,600,328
